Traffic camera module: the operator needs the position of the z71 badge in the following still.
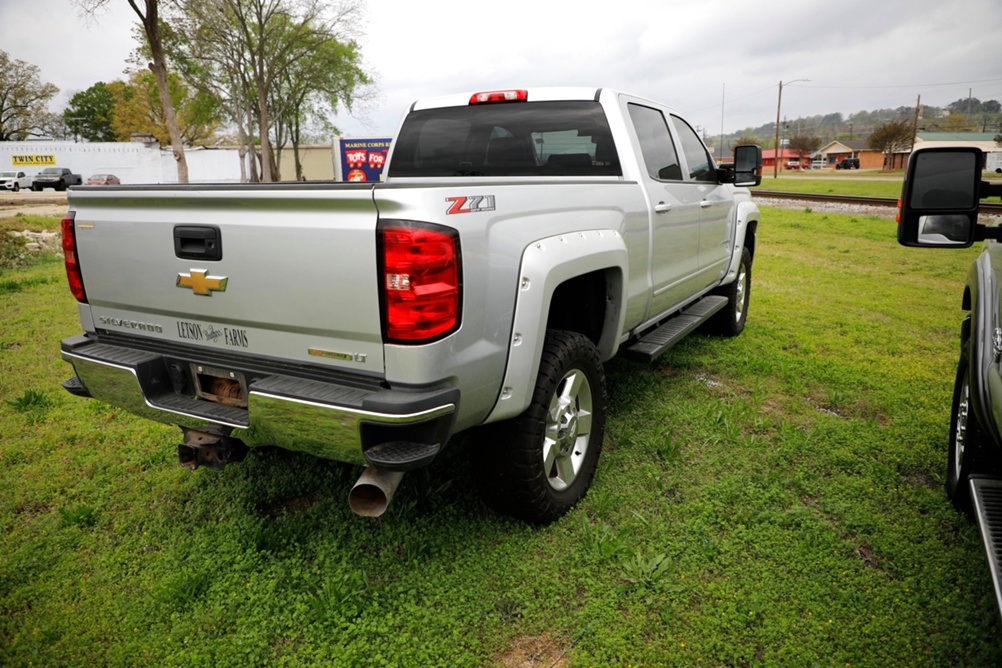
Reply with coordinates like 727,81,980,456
446,195,496,215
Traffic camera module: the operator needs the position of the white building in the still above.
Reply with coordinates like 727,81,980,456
0,140,244,184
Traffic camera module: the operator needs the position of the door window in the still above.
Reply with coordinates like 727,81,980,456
628,103,682,181
671,115,715,182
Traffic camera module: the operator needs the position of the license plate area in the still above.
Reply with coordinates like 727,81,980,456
191,364,248,409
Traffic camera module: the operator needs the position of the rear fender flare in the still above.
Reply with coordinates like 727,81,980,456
484,229,627,424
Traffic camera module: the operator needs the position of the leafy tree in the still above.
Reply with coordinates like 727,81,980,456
77,0,190,182
0,50,59,140
734,134,759,146
108,71,220,145
943,114,969,132
868,120,913,168
64,82,116,141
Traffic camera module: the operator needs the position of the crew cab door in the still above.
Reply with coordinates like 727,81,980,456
669,114,734,283
626,102,703,317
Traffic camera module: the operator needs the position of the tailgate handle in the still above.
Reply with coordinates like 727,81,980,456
174,225,222,261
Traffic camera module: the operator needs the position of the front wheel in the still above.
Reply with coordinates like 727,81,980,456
472,330,606,524
947,360,989,514
705,246,751,337
12,183,18,192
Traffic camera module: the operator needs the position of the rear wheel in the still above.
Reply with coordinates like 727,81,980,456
472,330,606,524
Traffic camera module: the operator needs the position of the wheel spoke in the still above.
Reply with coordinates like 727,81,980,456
576,407,592,436
556,453,577,484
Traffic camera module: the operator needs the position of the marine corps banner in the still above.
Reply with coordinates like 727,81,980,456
338,139,391,182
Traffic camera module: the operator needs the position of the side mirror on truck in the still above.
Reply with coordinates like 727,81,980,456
719,145,762,188
897,147,998,248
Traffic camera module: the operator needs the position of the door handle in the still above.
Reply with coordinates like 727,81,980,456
655,202,671,214
700,200,712,209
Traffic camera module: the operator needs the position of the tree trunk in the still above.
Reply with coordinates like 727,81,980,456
129,0,189,184
257,87,272,182
149,60,189,183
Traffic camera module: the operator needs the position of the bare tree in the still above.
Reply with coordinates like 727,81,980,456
868,121,914,170
788,135,821,162
77,0,189,182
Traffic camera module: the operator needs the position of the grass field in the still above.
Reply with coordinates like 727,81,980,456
2,203,1002,666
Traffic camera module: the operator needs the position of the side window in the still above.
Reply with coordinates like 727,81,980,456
628,103,682,181
671,115,715,182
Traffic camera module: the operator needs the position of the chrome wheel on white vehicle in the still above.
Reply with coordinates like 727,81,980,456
542,366,594,491
472,330,606,524
706,246,751,337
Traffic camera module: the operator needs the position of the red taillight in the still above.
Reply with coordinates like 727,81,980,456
469,90,528,105
61,215,87,303
380,223,460,343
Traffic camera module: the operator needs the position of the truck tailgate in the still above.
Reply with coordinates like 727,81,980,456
68,185,385,373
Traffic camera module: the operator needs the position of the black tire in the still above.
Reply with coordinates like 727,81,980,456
12,183,18,192
947,360,989,514
705,246,751,337
31,184,39,192
472,330,606,524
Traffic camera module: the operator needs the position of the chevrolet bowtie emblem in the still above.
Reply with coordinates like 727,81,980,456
177,269,228,296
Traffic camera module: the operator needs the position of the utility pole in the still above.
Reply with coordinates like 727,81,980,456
773,78,810,179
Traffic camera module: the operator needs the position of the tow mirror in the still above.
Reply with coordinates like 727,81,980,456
731,145,762,187
898,147,982,248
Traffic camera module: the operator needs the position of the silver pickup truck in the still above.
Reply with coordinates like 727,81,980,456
59,87,762,523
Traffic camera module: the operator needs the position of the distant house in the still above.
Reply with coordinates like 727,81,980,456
815,140,884,169
760,148,809,171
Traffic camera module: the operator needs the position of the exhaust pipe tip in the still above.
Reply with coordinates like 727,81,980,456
349,467,404,518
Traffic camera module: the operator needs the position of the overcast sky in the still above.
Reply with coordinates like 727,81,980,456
3,0,1002,142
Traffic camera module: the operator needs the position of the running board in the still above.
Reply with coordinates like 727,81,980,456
624,295,728,363
970,476,1002,618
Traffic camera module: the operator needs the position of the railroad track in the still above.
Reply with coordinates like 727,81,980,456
754,190,1002,215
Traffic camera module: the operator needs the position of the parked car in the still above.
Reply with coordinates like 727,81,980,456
784,160,803,170
32,167,82,191
85,174,121,186
836,157,860,170
810,160,826,170
0,170,33,192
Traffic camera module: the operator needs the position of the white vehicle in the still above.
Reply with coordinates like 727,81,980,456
0,170,33,192
59,87,762,522
986,151,1002,174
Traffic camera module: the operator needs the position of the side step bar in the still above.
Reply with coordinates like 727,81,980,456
623,295,728,363
970,476,1002,618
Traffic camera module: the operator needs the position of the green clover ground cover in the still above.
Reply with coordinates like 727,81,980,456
1,207,1000,666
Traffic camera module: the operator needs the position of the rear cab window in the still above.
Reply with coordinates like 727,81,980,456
388,101,622,178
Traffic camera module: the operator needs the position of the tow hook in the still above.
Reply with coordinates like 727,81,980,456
178,428,249,471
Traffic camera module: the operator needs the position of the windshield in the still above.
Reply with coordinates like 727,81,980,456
389,100,621,177
0,172,14,178
41,168,61,174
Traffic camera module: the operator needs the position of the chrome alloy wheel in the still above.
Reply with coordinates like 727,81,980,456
733,264,748,323
953,373,970,482
543,368,593,491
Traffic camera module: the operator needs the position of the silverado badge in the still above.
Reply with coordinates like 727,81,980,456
177,269,228,296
